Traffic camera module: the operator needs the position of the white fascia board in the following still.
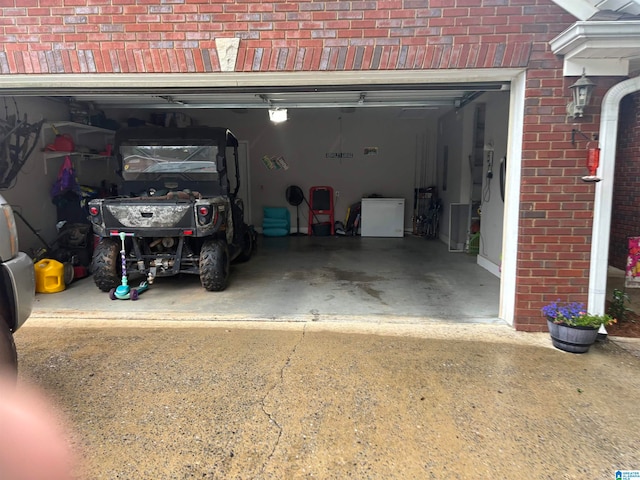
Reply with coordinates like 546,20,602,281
550,21,640,75
551,21,640,55
0,69,524,92
564,58,629,76
551,0,598,20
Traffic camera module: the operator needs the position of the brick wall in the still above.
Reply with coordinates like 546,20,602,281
515,75,626,331
0,0,571,74
0,0,614,331
610,92,640,271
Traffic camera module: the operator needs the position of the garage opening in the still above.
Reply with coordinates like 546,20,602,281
0,73,515,325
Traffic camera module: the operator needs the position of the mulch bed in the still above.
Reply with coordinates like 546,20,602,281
604,302,640,338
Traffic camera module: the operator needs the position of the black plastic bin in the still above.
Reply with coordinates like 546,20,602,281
311,222,332,236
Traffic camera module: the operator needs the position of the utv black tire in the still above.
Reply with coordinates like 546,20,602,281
92,238,121,292
200,239,230,291
235,228,254,263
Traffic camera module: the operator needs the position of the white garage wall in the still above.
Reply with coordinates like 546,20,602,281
2,97,73,254
436,91,509,275
477,91,509,275
195,108,433,231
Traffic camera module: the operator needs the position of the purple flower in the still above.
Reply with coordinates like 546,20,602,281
542,300,586,322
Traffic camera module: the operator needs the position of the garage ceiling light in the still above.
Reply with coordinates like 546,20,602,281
269,108,287,123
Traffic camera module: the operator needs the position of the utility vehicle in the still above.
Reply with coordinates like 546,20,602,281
88,126,255,292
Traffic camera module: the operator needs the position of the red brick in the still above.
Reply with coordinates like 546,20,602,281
302,46,314,70
91,49,106,72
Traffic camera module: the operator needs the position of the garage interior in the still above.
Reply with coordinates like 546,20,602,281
1,76,512,324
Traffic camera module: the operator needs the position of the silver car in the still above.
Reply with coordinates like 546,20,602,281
0,194,35,372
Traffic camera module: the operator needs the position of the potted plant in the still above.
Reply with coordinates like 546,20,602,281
541,300,616,353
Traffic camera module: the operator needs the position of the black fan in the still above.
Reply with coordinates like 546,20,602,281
286,185,305,235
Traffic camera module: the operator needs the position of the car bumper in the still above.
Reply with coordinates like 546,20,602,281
1,252,35,331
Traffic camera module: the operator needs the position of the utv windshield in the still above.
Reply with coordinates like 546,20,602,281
121,145,219,181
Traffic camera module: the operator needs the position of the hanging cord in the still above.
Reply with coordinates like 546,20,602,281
482,177,491,203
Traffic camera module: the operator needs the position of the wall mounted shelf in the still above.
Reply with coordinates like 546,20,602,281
41,121,115,174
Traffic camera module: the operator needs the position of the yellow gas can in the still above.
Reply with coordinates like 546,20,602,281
34,259,66,293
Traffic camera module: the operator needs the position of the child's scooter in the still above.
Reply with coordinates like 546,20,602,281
109,232,150,301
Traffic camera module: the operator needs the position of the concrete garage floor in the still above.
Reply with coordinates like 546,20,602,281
32,236,502,325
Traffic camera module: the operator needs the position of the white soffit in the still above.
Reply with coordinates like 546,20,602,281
552,0,640,20
550,21,640,75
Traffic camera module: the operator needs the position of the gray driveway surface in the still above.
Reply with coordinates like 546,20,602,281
14,320,640,479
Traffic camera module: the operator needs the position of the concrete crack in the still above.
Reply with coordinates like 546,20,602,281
259,323,306,475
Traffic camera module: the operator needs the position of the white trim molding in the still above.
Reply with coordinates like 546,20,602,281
0,69,523,91
498,70,526,327
589,76,640,315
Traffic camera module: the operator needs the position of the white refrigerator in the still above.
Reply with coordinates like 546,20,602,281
360,198,405,237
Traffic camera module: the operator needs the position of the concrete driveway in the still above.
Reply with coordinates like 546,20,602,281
14,320,640,479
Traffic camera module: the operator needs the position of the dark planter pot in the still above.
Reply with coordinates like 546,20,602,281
546,319,599,354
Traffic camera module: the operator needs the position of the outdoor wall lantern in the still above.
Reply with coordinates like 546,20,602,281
567,69,596,119
566,69,599,182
